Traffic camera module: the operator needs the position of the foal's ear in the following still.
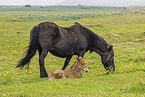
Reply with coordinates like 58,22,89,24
76,56,81,60
76,56,79,60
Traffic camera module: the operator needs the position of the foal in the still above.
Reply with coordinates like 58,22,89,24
48,56,89,79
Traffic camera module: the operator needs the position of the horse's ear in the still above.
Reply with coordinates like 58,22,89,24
74,22,81,26
108,45,113,52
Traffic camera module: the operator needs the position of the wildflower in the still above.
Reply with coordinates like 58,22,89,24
100,72,102,75
3,73,7,76
21,43,23,46
25,44,29,47
5,71,8,74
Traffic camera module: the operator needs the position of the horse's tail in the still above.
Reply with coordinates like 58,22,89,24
15,26,39,68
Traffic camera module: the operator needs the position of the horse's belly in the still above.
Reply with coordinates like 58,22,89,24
50,46,75,58
49,34,78,57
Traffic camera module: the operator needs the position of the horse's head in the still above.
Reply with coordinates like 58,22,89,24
77,56,89,73
101,45,115,74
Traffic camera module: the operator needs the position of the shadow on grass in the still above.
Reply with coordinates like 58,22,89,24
97,69,145,77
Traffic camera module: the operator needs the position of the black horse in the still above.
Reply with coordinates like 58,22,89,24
16,22,115,78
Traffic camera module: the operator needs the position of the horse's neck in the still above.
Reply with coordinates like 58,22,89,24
89,31,110,56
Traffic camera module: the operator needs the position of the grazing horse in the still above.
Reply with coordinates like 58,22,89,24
48,56,88,79
16,22,115,78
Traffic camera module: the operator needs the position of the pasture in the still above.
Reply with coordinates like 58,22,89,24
0,6,145,96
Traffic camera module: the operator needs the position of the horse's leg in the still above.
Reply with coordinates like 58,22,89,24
78,50,86,58
78,51,86,77
38,44,42,57
80,54,85,58
62,56,72,70
39,49,48,78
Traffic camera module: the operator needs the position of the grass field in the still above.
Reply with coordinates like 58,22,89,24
0,6,145,96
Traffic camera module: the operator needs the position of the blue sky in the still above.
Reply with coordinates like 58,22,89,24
0,0,145,6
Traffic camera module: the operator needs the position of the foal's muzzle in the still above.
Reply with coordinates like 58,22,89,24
83,68,89,73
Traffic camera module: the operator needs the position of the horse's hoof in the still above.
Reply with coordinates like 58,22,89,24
40,75,48,78
40,73,48,78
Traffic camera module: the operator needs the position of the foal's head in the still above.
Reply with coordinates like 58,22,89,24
76,56,89,73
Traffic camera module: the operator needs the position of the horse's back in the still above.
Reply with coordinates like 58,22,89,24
38,22,60,49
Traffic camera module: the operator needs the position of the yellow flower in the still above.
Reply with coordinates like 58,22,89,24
25,44,29,47
3,73,7,76
5,71,8,73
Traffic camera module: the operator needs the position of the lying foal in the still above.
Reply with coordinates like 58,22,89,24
48,56,89,79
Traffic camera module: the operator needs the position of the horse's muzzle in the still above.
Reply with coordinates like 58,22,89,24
84,68,89,73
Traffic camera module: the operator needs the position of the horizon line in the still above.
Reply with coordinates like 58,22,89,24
0,4,145,7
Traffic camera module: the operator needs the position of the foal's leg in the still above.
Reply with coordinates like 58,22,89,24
39,49,48,78
62,56,72,70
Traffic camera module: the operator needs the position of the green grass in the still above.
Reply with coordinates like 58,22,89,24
0,6,145,97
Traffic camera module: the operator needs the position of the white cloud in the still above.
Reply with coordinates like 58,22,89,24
0,0,63,5
0,0,145,6
59,0,145,6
